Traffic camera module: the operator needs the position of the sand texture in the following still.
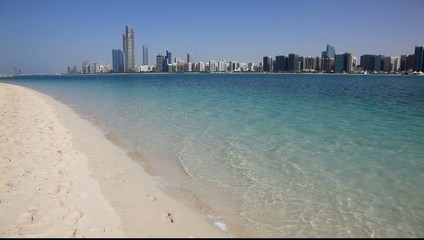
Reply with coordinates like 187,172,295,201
0,83,228,238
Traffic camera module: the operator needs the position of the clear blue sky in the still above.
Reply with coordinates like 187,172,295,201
0,0,423,74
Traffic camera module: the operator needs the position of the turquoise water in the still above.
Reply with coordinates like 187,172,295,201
3,73,424,237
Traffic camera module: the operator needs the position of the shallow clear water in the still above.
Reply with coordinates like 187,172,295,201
3,73,424,237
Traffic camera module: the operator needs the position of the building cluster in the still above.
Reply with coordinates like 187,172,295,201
66,26,424,75
262,45,424,74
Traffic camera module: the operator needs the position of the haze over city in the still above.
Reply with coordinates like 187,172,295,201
0,0,423,74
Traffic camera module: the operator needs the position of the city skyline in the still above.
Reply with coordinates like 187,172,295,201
0,0,423,74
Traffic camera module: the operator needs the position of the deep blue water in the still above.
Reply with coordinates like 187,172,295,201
2,73,424,237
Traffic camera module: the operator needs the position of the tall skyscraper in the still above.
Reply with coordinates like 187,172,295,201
335,53,353,73
373,55,385,72
82,60,91,74
156,53,165,72
275,55,287,72
164,49,172,72
112,49,125,73
143,45,148,65
400,54,415,72
360,54,376,71
288,54,300,72
187,53,193,63
123,26,135,72
263,56,272,72
413,45,424,72
322,44,335,59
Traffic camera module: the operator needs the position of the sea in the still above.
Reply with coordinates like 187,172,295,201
2,73,424,237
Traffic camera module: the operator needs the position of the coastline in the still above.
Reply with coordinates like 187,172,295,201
0,83,229,237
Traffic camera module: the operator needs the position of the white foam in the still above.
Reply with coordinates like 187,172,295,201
208,215,227,231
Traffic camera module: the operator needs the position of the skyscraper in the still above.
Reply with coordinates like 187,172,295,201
123,26,135,72
322,44,335,59
187,53,193,63
373,55,385,72
360,54,376,71
413,45,424,72
142,45,148,66
156,53,165,72
288,54,300,72
164,49,172,72
262,56,272,72
112,49,125,73
335,53,353,73
275,55,287,72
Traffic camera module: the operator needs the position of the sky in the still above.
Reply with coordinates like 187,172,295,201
0,0,423,74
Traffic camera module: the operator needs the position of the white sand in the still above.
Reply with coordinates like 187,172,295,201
0,83,229,237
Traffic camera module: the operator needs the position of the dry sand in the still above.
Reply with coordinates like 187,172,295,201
0,83,229,237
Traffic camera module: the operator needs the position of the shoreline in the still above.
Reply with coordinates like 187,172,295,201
0,83,230,237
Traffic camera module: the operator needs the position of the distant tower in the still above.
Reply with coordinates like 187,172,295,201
123,26,135,72
262,56,272,72
143,45,148,65
414,45,424,72
156,53,165,72
187,53,193,63
164,49,172,72
322,44,335,59
112,49,125,73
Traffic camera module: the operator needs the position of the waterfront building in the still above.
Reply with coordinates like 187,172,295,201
321,57,334,72
112,49,125,73
156,53,165,72
288,54,301,72
176,59,185,72
322,44,335,59
383,56,399,73
163,49,172,72
400,54,415,72
209,60,217,72
315,57,321,71
82,60,91,74
142,45,148,65
275,55,287,72
198,62,206,72
373,55,385,72
187,53,193,63
335,53,353,73
263,56,273,72
335,54,345,73
303,56,317,72
123,26,135,72
413,46,424,72
218,61,227,72
360,54,376,71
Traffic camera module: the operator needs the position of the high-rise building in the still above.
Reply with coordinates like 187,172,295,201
400,54,415,72
82,60,91,74
335,53,353,73
262,56,273,72
373,55,385,72
123,26,135,72
142,45,148,65
187,53,193,63
360,54,376,71
156,53,165,72
322,44,335,59
413,46,424,72
112,49,125,73
288,54,300,72
164,49,172,72
275,55,287,72
383,56,399,73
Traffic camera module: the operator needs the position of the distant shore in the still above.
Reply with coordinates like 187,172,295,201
0,83,229,237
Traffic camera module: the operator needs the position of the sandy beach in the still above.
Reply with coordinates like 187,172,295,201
0,82,229,238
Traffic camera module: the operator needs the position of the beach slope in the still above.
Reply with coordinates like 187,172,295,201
0,83,228,237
